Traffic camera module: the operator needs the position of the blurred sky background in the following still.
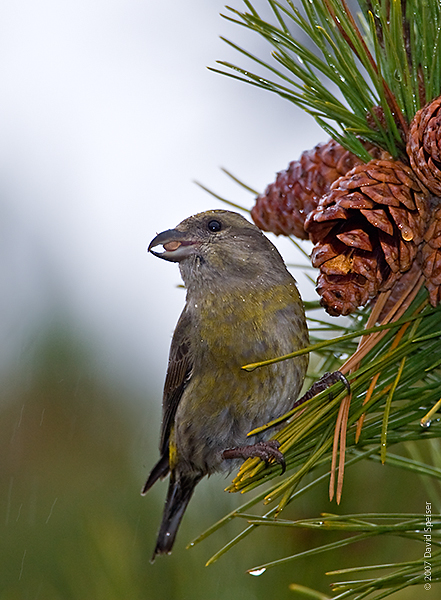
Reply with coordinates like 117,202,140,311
0,0,325,399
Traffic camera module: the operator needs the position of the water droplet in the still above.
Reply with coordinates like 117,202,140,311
394,69,402,82
421,419,431,429
249,568,266,577
401,227,413,241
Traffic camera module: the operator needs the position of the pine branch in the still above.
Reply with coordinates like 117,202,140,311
213,0,441,158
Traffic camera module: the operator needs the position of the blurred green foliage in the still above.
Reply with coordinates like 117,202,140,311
0,326,438,599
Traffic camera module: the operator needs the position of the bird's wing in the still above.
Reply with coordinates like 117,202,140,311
159,308,193,454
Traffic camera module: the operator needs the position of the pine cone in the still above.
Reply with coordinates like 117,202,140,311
407,96,441,196
251,139,378,239
305,159,430,316
421,204,441,306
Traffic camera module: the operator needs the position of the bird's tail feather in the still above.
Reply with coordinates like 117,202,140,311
151,473,200,562
141,454,169,495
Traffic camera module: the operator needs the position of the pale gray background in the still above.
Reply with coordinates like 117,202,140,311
0,0,325,398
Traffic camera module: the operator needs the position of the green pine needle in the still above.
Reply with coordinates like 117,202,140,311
213,0,441,159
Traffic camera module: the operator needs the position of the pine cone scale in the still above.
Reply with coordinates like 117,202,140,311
338,194,375,209
311,242,339,267
407,96,441,195
387,184,416,210
352,253,381,283
423,114,441,162
398,239,414,272
337,171,374,190
366,164,402,184
360,182,401,206
314,204,350,222
378,230,400,273
359,208,394,235
305,158,430,315
336,229,373,251
320,254,354,276
388,206,415,241
421,204,441,305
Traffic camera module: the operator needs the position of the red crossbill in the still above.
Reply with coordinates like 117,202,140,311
143,209,309,562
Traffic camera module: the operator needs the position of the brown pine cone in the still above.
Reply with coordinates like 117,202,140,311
407,96,441,196
251,139,380,239
421,204,441,306
305,159,430,316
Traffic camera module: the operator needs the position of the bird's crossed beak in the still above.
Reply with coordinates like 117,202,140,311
148,229,198,262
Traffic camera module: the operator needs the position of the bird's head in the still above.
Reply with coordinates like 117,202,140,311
148,209,289,288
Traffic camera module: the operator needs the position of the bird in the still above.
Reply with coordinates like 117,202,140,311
143,209,309,562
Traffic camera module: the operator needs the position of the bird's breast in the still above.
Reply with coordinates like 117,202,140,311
189,283,306,366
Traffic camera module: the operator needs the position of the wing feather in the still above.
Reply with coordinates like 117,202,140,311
159,308,193,454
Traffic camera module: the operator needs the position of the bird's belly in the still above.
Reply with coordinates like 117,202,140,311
173,358,304,474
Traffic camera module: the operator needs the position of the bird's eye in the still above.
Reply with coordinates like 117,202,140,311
207,219,222,232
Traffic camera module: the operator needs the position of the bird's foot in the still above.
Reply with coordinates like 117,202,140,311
222,440,286,474
292,370,350,410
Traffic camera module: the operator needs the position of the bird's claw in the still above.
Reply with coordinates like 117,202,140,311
291,370,350,410
222,440,286,474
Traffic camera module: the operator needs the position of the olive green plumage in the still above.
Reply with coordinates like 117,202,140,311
143,210,308,561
